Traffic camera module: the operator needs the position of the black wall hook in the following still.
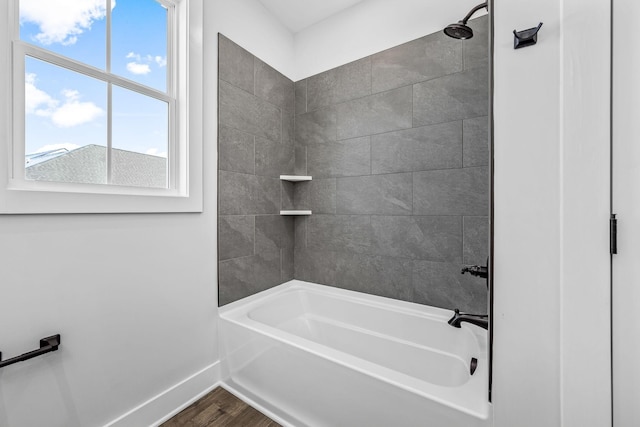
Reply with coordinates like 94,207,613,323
513,22,543,49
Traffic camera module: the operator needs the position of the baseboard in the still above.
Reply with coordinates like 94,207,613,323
104,361,221,427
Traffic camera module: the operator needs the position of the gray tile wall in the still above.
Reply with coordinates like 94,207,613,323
218,17,489,312
218,34,295,306
293,17,489,313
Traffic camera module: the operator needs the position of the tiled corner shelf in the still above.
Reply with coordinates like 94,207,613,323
280,210,312,216
280,175,312,182
280,175,313,216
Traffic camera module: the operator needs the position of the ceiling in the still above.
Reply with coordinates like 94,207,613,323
258,0,365,33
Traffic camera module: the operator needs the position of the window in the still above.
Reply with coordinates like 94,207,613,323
0,0,203,213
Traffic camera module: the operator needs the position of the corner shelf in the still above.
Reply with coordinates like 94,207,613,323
280,210,312,216
280,175,313,216
280,175,312,182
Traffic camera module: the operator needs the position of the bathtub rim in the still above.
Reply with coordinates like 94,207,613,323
219,280,491,420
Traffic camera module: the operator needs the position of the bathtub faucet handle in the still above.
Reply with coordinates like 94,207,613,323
461,264,488,279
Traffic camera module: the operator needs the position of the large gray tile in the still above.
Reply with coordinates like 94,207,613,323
463,16,489,71
337,173,412,215
295,107,337,145
255,215,294,253
218,216,254,261
337,86,413,140
307,215,372,254
282,216,295,249
218,34,254,94
372,32,462,93
282,247,294,282
413,66,489,126
219,256,254,306
307,138,370,178
218,126,254,174
294,146,307,175
463,216,489,265
294,216,307,249
335,253,413,301
294,179,336,214
295,79,307,114
370,216,462,262
255,58,294,113
282,181,295,210
255,136,294,177
219,171,254,215
463,116,489,167
307,57,372,112
413,261,487,312
413,167,489,215
219,171,280,215
219,80,282,143
294,248,336,285
254,249,284,290
283,113,294,144
218,249,282,306
371,121,462,174
254,176,282,214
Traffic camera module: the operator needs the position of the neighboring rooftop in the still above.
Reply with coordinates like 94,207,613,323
25,144,167,188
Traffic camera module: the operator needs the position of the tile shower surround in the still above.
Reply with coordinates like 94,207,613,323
218,16,489,312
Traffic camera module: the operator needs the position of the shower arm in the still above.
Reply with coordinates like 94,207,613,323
460,2,488,25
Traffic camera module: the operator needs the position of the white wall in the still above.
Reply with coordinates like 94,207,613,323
492,0,611,427
210,0,295,79
0,1,293,427
293,0,486,80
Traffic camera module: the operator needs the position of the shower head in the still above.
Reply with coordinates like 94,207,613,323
443,2,488,40
444,23,474,40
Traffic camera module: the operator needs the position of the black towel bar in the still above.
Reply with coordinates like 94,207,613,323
0,334,61,369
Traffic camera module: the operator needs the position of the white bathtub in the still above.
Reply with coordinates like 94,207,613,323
219,280,492,427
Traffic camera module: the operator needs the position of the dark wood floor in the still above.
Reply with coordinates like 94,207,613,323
161,387,281,427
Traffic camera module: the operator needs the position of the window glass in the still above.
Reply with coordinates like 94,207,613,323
112,0,168,92
111,85,168,188
19,0,108,70
25,56,107,184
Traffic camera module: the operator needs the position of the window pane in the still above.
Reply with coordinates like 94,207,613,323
19,0,107,70
111,0,167,92
25,57,107,184
111,85,168,188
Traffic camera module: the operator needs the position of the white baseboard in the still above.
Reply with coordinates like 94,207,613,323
104,361,221,427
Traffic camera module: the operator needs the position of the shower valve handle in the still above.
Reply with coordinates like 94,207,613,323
461,264,488,279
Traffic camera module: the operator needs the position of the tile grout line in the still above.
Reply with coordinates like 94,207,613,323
299,62,487,116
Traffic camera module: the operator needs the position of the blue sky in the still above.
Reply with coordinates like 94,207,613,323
21,0,168,159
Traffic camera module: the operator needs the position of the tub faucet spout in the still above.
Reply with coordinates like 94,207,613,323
448,309,488,330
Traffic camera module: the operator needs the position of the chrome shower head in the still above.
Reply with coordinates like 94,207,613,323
443,2,487,40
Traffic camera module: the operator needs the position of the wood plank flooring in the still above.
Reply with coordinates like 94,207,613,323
161,387,281,427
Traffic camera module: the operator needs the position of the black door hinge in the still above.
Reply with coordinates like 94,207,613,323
610,214,617,255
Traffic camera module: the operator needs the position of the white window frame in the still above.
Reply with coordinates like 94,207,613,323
0,0,203,213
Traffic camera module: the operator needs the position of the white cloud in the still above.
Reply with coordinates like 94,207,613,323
124,52,166,76
145,148,167,158
25,73,58,115
35,143,80,153
154,56,167,67
126,62,151,75
126,52,141,61
51,91,104,128
20,0,116,46
25,73,104,128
